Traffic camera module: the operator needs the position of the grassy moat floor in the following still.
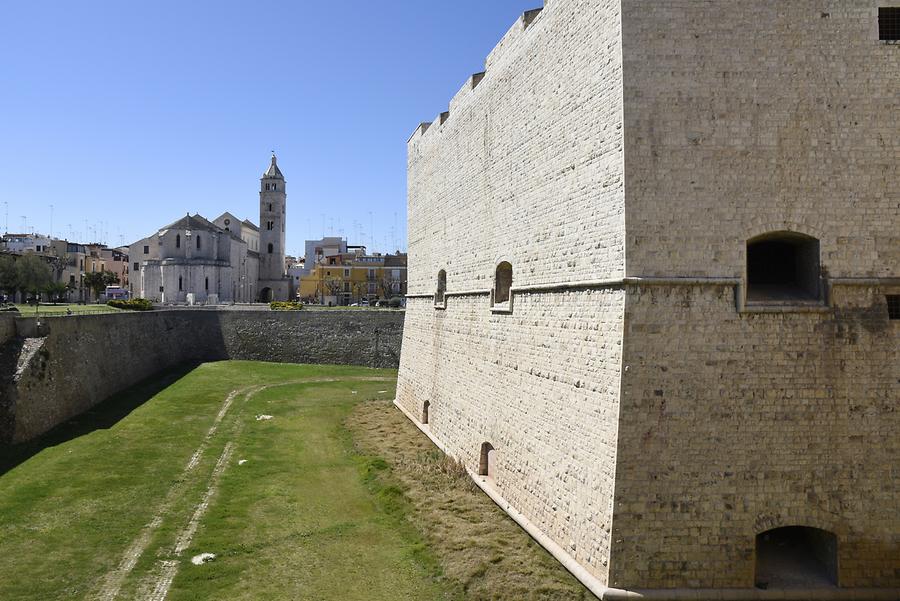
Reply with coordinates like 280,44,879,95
0,361,590,601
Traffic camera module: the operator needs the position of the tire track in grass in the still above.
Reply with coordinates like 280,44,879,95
91,387,259,601
98,375,395,601
145,442,235,601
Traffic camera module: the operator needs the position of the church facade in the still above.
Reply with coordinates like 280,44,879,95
128,155,292,304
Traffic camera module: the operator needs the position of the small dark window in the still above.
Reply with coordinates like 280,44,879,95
747,233,821,303
887,295,900,320
265,183,270,191
494,261,513,305
268,243,273,254
143,245,149,254
176,234,181,248
422,401,430,424
272,184,277,191
268,203,272,212
205,277,209,291
436,269,446,305
178,276,183,291
133,262,139,271
879,7,900,41
196,235,201,250
159,286,164,293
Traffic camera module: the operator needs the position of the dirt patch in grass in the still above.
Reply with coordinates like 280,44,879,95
346,399,593,601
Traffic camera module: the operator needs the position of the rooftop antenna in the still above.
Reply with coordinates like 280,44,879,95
21,216,27,233
3,201,7,234
49,204,54,238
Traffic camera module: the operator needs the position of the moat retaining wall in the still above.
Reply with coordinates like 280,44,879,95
0,309,404,445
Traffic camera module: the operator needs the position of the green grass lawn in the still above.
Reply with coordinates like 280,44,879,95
0,361,591,601
0,362,453,601
12,303,122,316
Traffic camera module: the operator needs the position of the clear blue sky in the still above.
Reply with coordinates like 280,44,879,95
0,0,539,256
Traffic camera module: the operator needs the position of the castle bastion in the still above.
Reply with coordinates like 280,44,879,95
396,1,899,598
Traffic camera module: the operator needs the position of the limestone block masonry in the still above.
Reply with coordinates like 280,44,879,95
0,309,403,445
397,0,898,598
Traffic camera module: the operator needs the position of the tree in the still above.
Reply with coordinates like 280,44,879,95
43,281,69,303
378,274,401,300
16,254,52,301
0,255,18,297
83,270,120,301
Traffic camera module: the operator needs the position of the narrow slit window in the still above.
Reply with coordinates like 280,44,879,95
176,234,181,248
436,269,446,305
879,7,900,41
494,261,512,305
478,442,496,479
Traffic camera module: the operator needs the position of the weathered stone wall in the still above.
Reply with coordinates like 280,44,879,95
613,284,900,589
1,309,404,445
3,311,225,445
218,310,403,368
621,1,900,279
397,290,624,582
610,0,900,589
0,314,15,346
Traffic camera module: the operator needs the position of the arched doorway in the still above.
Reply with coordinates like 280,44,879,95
259,287,273,303
755,526,838,589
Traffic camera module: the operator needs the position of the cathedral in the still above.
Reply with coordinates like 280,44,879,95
128,154,292,304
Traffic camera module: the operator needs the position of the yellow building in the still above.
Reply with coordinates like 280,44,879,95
299,250,406,306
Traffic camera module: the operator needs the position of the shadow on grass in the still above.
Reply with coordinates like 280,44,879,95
0,364,197,477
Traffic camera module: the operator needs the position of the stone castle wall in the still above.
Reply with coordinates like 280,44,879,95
1,309,404,445
400,0,627,585
613,284,900,589
398,289,624,580
406,0,625,295
621,1,900,279
399,0,899,594
611,0,900,588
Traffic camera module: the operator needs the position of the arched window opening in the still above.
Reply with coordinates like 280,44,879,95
178,276,183,291
176,234,181,248
268,243,274,254
478,442,496,479
421,401,430,425
436,270,446,305
196,235,201,250
494,262,512,305
747,233,820,303
755,527,837,590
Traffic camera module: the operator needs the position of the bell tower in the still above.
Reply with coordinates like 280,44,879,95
259,153,286,282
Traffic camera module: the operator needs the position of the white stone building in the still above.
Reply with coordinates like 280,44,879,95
128,155,292,304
